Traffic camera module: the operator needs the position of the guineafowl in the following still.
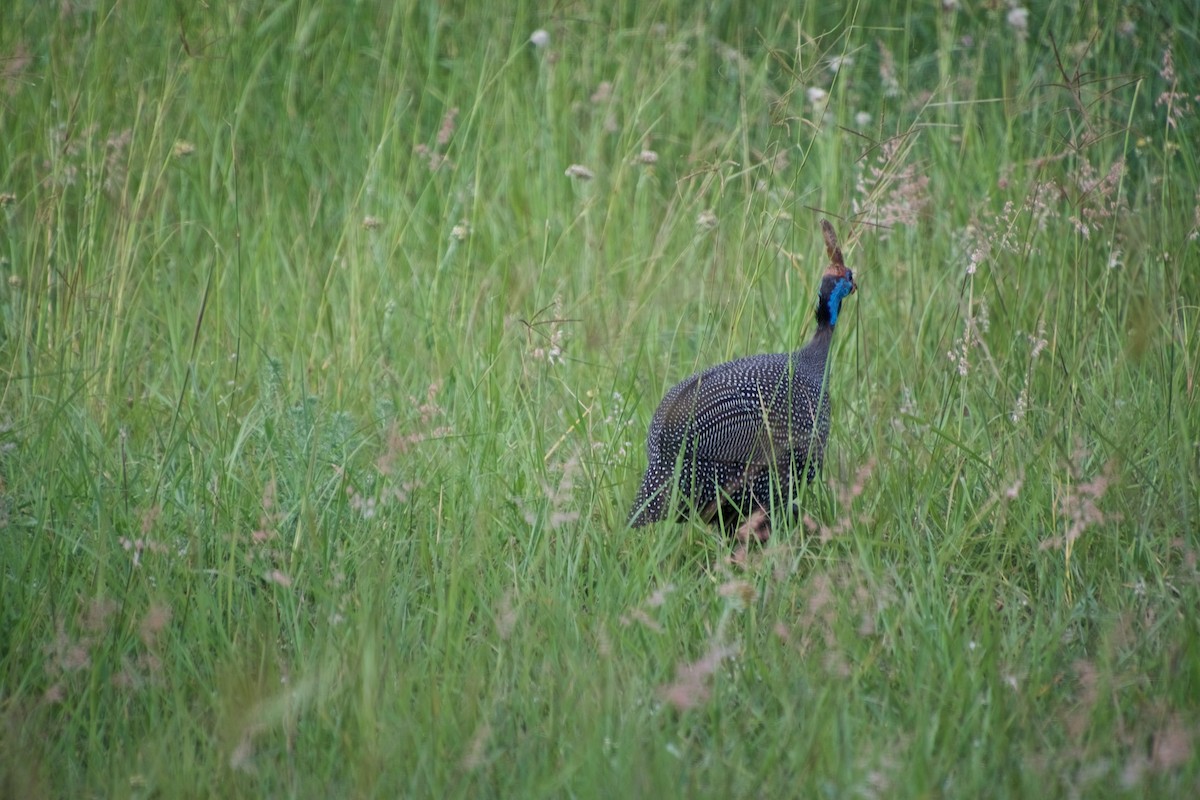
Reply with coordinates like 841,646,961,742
628,219,857,548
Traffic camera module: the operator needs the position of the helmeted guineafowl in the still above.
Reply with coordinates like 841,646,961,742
628,219,857,546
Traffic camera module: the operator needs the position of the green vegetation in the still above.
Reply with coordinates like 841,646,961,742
2,1,1197,796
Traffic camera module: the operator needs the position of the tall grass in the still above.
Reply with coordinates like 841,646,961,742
2,1,1197,796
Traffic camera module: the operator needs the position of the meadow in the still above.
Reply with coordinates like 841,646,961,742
1,1,1198,797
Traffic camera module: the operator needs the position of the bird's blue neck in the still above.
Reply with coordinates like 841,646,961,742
817,274,855,329
826,279,853,327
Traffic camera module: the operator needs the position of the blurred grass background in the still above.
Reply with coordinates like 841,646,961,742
1,1,1197,796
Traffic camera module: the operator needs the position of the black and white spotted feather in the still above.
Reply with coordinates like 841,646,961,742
628,220,856,530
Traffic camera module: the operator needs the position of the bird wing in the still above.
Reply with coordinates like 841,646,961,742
653,367,809,469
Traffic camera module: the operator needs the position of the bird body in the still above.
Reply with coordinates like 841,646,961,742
628,220,856,540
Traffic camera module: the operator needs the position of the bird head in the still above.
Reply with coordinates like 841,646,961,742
816,219,856,328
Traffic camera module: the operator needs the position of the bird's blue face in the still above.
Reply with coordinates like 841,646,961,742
826,270,856,327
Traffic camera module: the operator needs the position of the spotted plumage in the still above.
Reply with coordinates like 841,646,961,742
628,220,857,541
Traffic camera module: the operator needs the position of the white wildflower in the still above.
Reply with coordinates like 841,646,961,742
827,55,853,75
1007,7,1029,38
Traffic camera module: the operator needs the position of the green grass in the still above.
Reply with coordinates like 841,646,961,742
2,1,1198,797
